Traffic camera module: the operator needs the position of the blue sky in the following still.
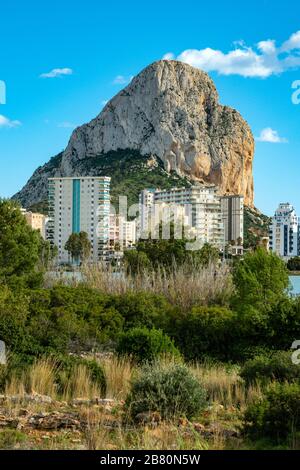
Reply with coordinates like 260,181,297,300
1,0,300,215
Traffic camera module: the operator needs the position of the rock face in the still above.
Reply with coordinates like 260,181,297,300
15,60,254,207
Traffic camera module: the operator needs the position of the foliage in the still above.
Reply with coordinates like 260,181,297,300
125,231,219,273
287,256,300,271
125,362,207,421
240,351,300,386
0,199,44,287
116,327,180,363
232,248,289,315
0,285,30,351
109,291,174,330
169,306,237,361
123,250,151,274
65,231,91,264
244,382,300,441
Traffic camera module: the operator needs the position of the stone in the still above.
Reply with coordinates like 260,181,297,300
14,60,254,208
28,412,81,430
135,411,161,425
0,415,19,429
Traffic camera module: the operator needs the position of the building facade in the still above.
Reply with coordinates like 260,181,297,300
47,176,110,263
138,185,225,248
138,188,156,238
21,209,47,239
109,214,136,251
269,203,299,259
220,195,244,245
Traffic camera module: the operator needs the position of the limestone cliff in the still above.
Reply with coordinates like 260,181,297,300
14,60,254,207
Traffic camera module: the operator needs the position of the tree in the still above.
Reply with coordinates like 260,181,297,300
65,232,91,264
287,256,300,271
0,199,43,287
123,250,151,274
127,222,220,272
39,239,58,269
232,248,289,315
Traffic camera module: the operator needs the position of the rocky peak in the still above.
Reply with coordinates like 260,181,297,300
15,60,254,207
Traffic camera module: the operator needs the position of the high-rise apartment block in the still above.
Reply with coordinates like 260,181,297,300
47,176,110,263
138,185,243,249
109,214,136,251
269,203,299,259
220,195,244,244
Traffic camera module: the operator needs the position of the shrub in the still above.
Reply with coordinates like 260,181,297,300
244,382,300,441
170,306,237,361
110,292,173,330
240,351,300,385
116,327,180,363
125,362,207,421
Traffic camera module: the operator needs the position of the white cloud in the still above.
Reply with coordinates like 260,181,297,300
256,127,288,143
57,121,76,129
281,31,300,52
164,30,300,78
0,115,21,128
39,68,73,78
113,75,133,85
162,52,175,60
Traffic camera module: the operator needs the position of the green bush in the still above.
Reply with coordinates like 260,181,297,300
287,256,300,271
170,306,237,361
244,382,300,441
125,362,207,421
240,351,300,385
110,292,173,330
116,327,180,363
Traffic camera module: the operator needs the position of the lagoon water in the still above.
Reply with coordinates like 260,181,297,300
289,275,300,295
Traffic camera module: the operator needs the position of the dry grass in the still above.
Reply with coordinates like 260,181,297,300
29,358,58,397
101,355,133,400
5,358,57,398
82,262,234,311
191,361,263,410
4,358,101,402
61,364,99,402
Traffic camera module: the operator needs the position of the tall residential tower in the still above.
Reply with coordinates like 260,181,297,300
269,203,299,259
47,176,110,263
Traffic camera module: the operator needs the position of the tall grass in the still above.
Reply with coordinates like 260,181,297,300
101,355,133,400
191,361,263,410
4,358,100,402
82,262,234,310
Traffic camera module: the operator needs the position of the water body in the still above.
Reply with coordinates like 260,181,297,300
289,275,300,296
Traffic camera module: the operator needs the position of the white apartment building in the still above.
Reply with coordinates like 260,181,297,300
47,176,110,263
109,214,136,251
269,203,299,259
138,189,156,238
220,195,244,244
138,185,225,248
